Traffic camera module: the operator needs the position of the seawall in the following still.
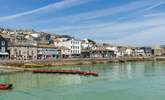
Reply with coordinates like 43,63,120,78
0,56,162,68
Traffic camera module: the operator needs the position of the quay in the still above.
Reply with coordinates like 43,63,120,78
0,56,164,69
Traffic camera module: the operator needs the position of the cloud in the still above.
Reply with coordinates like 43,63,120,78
0,0,93,22
1,0,165,46
34,0,162,24
43,14,165,33
144,12,165,17
118,26,165,46
41,13,165,46
140,1,165,12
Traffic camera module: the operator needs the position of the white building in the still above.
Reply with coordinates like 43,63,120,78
58,46,70,58
81,38,95,49
125,48,134,56
106,46,118,52
134,49,145,56
116,47,126,57
54,38,81,57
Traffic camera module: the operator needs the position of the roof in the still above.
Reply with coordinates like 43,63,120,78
30,33,39,38
0,34,10,39
8,44,37,47
37,44,56,48
58,46,70,50
52,38,60,42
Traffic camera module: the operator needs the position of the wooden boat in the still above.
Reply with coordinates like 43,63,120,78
0,84,13,90
32,70,81,74
32,70,98,76
80,72,98,76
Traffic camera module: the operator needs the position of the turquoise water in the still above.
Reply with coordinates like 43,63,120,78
1,61,165,100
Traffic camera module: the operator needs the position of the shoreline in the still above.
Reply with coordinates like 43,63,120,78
0,56,165,74
0,66,29,74
0,57,150,66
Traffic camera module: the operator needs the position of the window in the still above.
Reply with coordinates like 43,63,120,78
1,41,5,45
1,47,5,52
27,50,29,56
32,50,34,55
19,50,21,55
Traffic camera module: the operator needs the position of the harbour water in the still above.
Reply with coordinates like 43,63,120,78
1,61,165,100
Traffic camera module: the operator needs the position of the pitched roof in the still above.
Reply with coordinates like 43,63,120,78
37,44,55,48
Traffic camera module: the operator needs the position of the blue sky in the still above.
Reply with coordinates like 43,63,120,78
0,0,165,46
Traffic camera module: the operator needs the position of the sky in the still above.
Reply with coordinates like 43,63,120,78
0,0,165,46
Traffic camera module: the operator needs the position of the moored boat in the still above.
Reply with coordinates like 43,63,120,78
32,69,81,74
32,69,98,76
79,72,99,76
0,84,13,90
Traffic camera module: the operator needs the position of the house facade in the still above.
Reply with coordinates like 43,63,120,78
0,35,9,59
134,49,145,56
58,46,70,58
81,44,116,58
54,38,81,57
37,44,60,60
81,38,96,50
125,48,134,56
140,47,152,56
152,46,165,56
8,31,38,60
116,46,127,57
9,44,37,60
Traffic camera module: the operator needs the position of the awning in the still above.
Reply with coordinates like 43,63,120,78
38,52,59,55
0,52,9,55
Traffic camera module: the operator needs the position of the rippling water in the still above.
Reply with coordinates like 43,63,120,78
1,61,165,100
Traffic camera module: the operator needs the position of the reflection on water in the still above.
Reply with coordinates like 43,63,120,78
0,61,165,100
0,72,82,90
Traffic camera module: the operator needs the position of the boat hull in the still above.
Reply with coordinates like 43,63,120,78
32,70,98,76
0,84,13,90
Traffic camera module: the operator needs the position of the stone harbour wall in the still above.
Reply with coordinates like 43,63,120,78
0,56,160,68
